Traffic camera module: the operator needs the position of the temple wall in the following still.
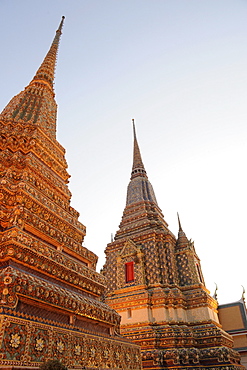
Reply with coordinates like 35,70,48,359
121,307,150,324
120,305,219,325
186,306,219,323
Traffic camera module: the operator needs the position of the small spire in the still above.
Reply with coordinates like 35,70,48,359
30,16,65,91
242,285,246,303
131,119,147,179
213,283,218,301
176,212,189,248
177,212,182,231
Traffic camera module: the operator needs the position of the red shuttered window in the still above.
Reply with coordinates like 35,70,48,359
125,261,134,283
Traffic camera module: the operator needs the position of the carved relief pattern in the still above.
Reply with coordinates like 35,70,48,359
176,248,202,287
0,267,119,325
0,187,84,242
164,241,177,285
0,315,142,369
0,179,93,261
126,323,241,369
176,253,193,286
1,85,58,140
116,240,145,289
103,249,119,293
126,177,157,205
0,149,70,200
143,240,161,286
0,161,83,223
0,119,68,172
156,240,168,285
141,346,242,369
1,321,26,361
0,229,99,278
30,327,49,363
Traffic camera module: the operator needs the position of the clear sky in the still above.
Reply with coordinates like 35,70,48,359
1,0,247,304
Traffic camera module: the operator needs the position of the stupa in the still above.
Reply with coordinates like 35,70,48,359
0,18,141,370
103,120,244,369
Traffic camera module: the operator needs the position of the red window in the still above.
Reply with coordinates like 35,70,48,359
125,262,134,283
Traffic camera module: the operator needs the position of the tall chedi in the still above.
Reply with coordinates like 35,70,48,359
0,19,141,369
103,120,244,369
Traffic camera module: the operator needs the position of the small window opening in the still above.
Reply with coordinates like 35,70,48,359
125,261,134,283
127,308,132,319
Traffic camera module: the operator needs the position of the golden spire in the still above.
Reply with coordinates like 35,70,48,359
131,119,147,179
30,16,65,91
0,17,65,138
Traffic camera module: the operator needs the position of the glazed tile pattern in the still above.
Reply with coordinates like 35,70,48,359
0,18,142,369
103,122,244,369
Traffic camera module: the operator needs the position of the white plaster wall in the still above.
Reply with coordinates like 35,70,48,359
149,305,219,324
120,307,150,325
120,305,219,325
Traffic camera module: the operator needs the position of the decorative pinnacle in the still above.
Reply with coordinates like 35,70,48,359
30,16,65,91
177,212,182,231
176,212,189,247
131,119,147,179
59,16,65,31
213,283,218,301
242,285,246,302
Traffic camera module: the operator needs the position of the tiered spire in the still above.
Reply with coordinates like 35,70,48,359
104,122,243,370
126,120,157,205
115,120,169,239
0,18,143,370
127,119,158,205
0,17,65,138
30,16,65,92
176,212,189,248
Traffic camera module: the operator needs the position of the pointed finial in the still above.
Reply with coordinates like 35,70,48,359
132,118,136,138
131,119,147,179
177,212,182,231
242,285,245,302
58,16,65,31
213,283,218,301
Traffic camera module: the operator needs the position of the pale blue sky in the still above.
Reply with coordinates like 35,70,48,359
1,0,247,304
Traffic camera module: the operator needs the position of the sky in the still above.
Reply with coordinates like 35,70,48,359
1,0,247,304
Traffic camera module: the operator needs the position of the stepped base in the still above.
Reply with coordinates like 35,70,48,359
121,321,245,370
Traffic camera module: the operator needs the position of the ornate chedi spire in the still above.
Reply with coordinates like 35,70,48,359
115,120,169,240
0,20,142,369
175,213,205,286
103,122,244,370
0,16,65,139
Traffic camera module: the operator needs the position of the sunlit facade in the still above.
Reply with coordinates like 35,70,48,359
103,120,244,369
0,18,141,370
